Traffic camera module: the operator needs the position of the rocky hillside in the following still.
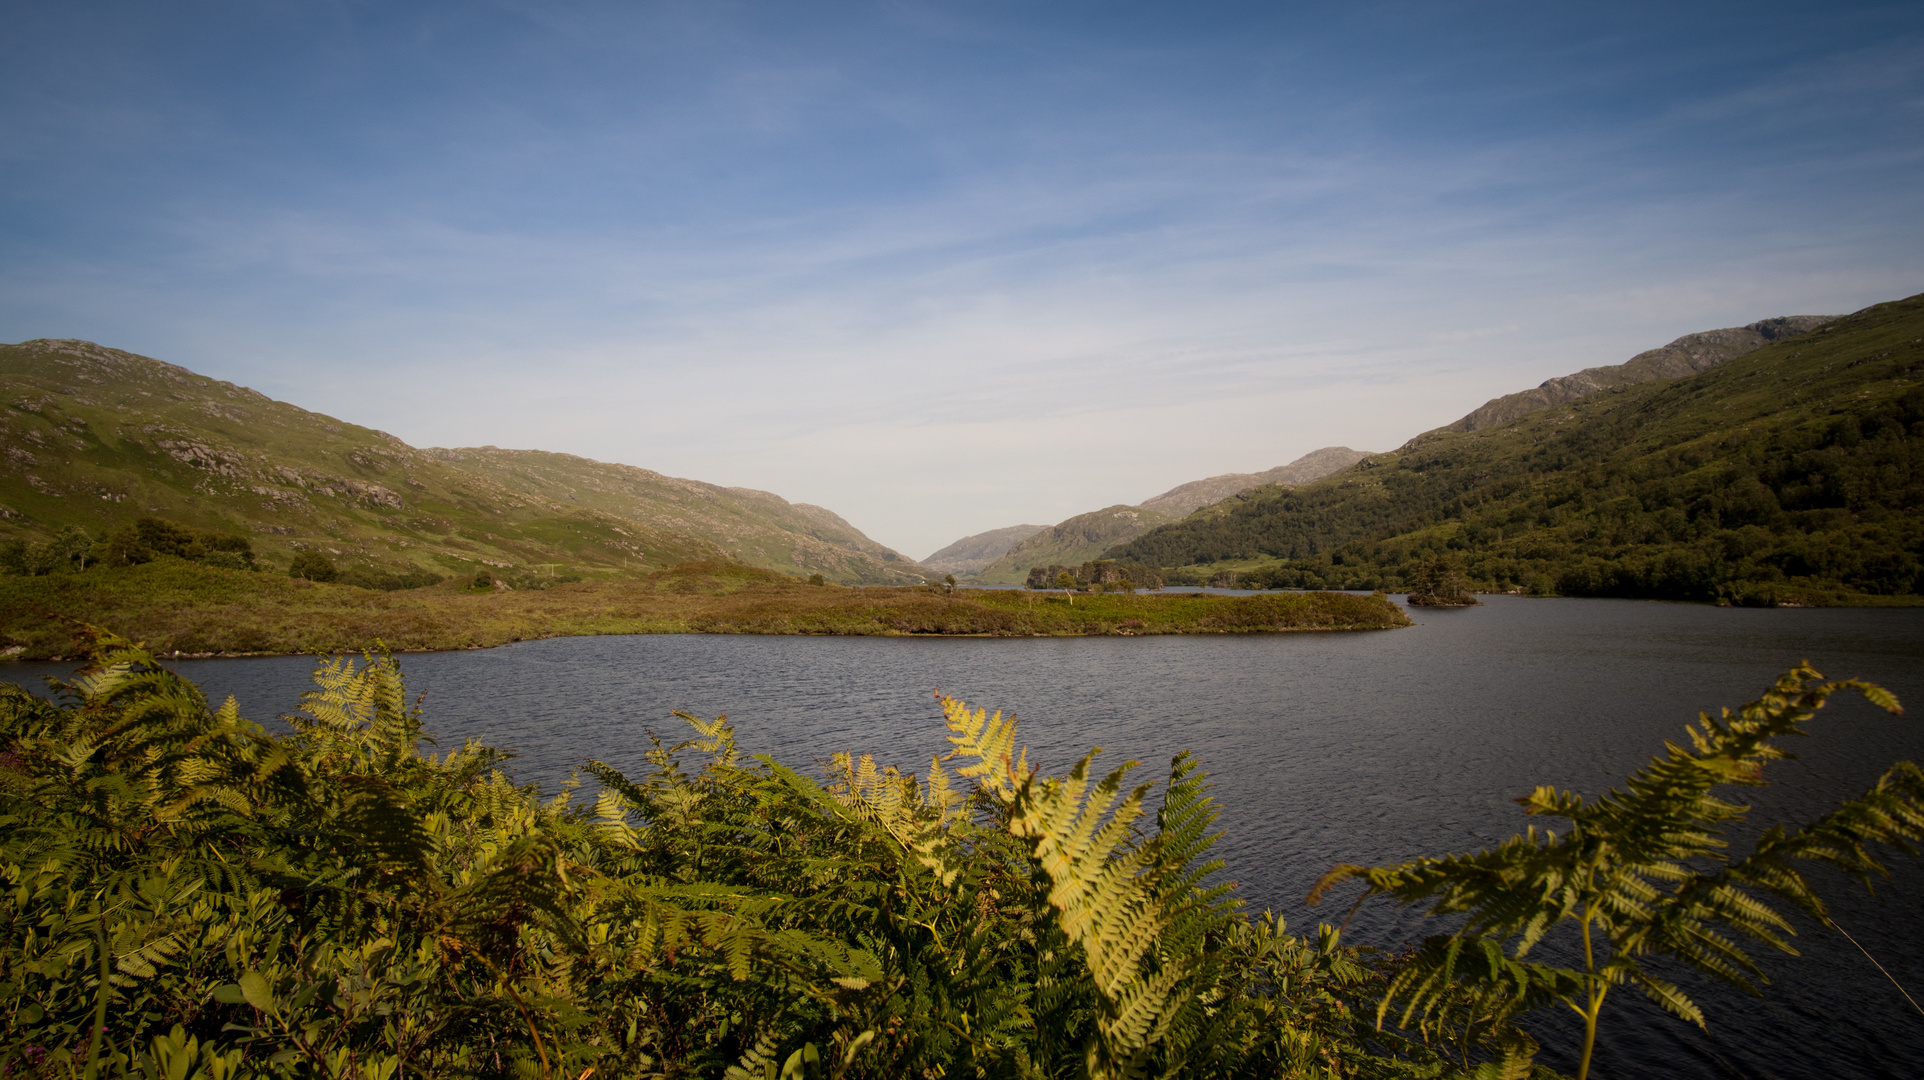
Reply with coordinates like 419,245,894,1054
920,523,1047,576
969,505,1176,585
0,339,925,585
1448,316,1835,432
1137,446,1376,516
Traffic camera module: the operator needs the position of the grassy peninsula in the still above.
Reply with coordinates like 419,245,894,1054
0,559,1408,658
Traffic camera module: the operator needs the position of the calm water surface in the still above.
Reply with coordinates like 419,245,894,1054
10,596,1924,1079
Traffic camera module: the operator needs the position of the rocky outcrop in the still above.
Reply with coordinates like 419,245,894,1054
153,437,249,477
1447,316,1836,433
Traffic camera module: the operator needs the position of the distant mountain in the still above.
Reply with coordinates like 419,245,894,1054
1448,316,1835,432
0,338,925,584
1138,447,1376,516
970,505,1177,585
1105,295,1924,604
921,524,1047,576
930,446,1372,584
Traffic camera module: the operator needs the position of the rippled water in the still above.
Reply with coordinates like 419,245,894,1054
9,596,1923,1078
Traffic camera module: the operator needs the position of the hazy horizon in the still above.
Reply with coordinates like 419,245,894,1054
5,1,1921,557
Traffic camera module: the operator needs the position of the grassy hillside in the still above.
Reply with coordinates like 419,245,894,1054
0,559,1405,658
1137,446,1375,516
971,504,1176,584
920,523,1047,575
0,339,923,584
420,445,924,583
1447,316,1832,432
1109,292,1924,605
933,450,1370,584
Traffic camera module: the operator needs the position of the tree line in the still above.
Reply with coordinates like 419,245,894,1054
0,515,446,592
1024,559,1166,592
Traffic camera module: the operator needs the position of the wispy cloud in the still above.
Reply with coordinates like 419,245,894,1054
2,1,1921,555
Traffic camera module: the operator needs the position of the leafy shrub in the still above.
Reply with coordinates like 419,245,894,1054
287,550,337,582
338,566,447,591
199,549,251,571
0,525,92,576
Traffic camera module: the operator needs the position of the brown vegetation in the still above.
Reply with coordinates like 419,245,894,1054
0,558,1409,659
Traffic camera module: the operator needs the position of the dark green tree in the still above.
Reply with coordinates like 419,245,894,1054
288,549,338,582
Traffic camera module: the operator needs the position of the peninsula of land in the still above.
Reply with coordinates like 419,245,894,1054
0,559,1409,660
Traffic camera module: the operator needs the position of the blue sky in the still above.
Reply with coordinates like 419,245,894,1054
4,1,1921,558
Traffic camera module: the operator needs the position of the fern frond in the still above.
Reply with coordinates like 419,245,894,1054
937,693,1026,800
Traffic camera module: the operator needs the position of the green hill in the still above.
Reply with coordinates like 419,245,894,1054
0,339,924,585
1445,316,1834,432
1136,446,1377,515
920,523,1048,576
1107,292,1924,605
411,445,923,583
970,504,1177,585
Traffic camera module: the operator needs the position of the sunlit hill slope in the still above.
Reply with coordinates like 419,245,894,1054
0,339,924,585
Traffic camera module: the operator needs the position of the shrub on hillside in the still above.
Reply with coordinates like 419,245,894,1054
338,565,446,591
0,525,93,576
287,549,338,582
86,516,256,570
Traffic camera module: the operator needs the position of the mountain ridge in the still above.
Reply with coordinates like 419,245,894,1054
1448,315,1836,432
969,504,1179,585
1138,446,1377,516
921,523,1048,576
930,446,1375,582
1103,294,1924,604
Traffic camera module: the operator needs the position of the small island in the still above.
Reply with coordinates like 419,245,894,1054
1405,590,1481,607
1403,557,1482,607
